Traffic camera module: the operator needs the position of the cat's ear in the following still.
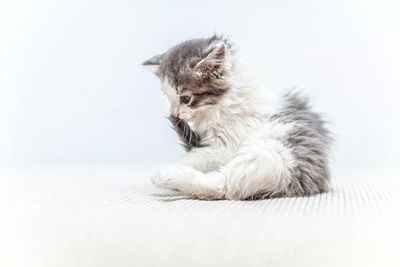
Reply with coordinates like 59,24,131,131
142,54,164,75
195,43,226,77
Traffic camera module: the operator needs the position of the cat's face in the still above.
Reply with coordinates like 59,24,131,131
143,36,231,122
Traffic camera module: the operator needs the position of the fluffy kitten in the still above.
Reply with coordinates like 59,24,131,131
143,35,332,200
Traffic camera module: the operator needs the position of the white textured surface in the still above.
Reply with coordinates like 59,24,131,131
1,167,400,267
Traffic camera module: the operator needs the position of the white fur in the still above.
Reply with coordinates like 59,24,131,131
151,51,296,200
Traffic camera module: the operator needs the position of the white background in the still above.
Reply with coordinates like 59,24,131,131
1,0,399,173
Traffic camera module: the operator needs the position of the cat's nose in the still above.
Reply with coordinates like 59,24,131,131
171,110,179,118
171,106,180,118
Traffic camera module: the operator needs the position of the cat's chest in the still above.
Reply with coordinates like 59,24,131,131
203,118,264,143
192,116,267,163
199,124,256,162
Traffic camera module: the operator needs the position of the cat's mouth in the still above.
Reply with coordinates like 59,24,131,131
172,110,197,122
170,114,189,123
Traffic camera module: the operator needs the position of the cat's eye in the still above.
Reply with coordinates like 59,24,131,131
180,95,191,104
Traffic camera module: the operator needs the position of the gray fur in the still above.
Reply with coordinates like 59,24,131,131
269,91,333,197
143,35,230,106
143,35,231,151
145,36,332,199
157,34,230,87
142,54,163,66
168,115,203,151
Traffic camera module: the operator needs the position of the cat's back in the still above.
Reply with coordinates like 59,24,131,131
268,91,333,196
271,91,332,143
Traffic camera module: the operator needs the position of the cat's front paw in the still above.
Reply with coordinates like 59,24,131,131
150,165,181,189
150,164,194,190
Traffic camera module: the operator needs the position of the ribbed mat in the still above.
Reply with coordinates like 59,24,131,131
1,168,399,267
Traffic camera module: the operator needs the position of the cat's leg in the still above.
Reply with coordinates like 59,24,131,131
219,138,294,199
150,145,225,187
150,143,233,199
176,147,221,172
151,137,294,200
150,146,227,199
151,164,225,200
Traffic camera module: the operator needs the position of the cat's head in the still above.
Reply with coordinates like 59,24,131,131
143,35,233,122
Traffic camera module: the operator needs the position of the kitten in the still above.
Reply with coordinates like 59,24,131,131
143,35,332,200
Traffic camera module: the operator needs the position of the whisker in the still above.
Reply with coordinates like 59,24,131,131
167,115,203,151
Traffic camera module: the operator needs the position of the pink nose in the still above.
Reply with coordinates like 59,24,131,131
171,106,180,118
171,111,179,118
